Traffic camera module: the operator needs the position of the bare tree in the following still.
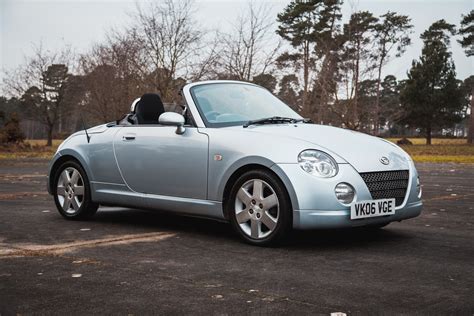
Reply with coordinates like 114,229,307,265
80,31,146,122
80,0,220,120
220,1,280,81
134,0,202,101
188,31,222,81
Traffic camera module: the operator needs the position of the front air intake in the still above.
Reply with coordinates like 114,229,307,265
359,170,409,207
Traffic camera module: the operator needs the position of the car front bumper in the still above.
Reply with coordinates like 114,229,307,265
272,161,423,230
293,200,422,229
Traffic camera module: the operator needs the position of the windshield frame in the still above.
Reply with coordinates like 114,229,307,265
189,82,300,128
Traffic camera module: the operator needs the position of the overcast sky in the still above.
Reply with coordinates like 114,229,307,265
1,0,472,86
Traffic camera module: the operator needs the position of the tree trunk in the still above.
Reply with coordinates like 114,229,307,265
468,86,474,144
46,125,53,147
353,39,361,130
302,41,310,117
374,59,383,135
426,125,432,145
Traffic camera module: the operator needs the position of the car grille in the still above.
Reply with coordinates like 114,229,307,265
359,170,409,206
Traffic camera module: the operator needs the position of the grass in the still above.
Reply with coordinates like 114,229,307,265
385,138,467,145
25,139,63,147
0,139,60,160
386,138,474,163
0,138,473,163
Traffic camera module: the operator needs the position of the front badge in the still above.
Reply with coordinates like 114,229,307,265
380,156,390,165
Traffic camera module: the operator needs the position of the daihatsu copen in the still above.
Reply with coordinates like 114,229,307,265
47,80,422,245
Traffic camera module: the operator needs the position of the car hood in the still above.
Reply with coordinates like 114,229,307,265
240,124,411,173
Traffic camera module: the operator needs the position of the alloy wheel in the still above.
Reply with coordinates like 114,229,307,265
234,179,279,239
56,167,85,214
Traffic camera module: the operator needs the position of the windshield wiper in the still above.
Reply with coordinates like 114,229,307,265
243,116,311,128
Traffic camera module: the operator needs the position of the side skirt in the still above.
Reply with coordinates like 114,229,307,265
91,182,225,220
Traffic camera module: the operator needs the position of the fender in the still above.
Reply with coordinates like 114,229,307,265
215,156,300,211
47,148,95,196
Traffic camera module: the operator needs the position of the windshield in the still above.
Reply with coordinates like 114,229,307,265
190,83,302,127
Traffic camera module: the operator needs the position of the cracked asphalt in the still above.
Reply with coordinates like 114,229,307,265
0,159,473,315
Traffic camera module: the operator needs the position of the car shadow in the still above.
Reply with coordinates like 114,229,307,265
94,207,235,239
285,227,413,250
93,207,414,250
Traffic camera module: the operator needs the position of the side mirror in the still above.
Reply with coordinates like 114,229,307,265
159,112,186,135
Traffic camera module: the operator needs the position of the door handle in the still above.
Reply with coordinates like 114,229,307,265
122,134,136,141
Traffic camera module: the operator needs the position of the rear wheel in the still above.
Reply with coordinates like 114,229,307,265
53,160,98,220
227,169,292,246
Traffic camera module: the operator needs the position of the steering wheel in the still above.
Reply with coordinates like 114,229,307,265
215,113,248,122
205,111,220,121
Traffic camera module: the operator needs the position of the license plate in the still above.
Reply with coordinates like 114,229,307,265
350,198,395,220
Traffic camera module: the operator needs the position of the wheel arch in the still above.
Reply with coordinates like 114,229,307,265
221,162,299,220
48,151,93,195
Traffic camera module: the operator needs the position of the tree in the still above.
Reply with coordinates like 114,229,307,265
458,10,474,144
80,31,147,122
80,63,126,122
462,75,474,143
277,74,301,110
134,0,202,101
3,46,76,146
336,11,378,130
252,73,277,93
356,79,378,132
220,1,280,81
0,97,22,123
0,112,25,144
276,0,342,117
373,12,413,134
20,64,73,146
399,20,464,145
458,10,474,57
379,75,403,132
308,0,342,123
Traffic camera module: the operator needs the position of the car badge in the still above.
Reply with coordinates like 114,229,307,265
380,156,390,165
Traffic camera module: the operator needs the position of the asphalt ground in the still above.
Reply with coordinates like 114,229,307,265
0,159,473,315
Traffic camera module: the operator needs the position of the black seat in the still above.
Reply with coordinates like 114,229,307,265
135,93,165,124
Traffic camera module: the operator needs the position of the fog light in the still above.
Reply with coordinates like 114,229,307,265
335,183,355,205
416,176,422,198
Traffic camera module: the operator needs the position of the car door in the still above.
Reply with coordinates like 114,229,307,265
113,125,209,200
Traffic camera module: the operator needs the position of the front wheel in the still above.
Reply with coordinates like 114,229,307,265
53,160,98,220
227,169,292,246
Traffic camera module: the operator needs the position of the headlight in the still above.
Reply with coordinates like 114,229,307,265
335,183,355,205
298,150,338,178
416,176,422,198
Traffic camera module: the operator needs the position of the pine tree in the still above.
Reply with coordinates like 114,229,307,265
458,10,474,57
276,0,342,117
399,20,464,144
21,64,72,146
458,10,474,144
373,12,413,134
339,11,378,129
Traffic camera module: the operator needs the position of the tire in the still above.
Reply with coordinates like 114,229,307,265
53,160,98,220
227,169,292,246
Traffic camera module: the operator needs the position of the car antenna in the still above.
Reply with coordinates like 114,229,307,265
80,114,91,143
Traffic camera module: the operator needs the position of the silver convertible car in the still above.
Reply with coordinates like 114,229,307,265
47,80,422,245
